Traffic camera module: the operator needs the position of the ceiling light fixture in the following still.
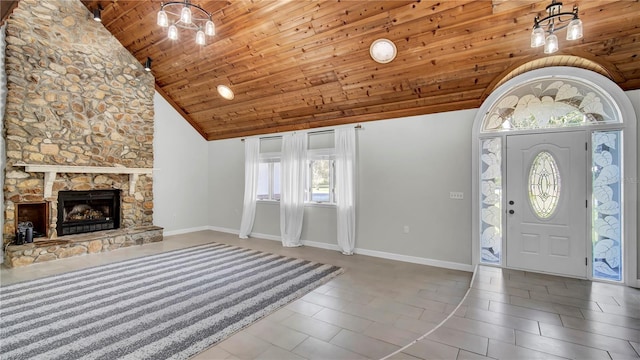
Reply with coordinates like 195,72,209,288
144,57,152,72
370,38,397,64
92,6,102,22
157,0,215,45
217,85,234,100
530,0,583,54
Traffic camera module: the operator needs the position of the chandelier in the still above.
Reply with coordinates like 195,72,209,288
157,0,215,45
530,0,583,54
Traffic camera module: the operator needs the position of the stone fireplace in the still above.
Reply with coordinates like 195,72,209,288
2,0,163,267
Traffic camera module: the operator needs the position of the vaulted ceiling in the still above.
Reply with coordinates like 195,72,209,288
5,1,640,140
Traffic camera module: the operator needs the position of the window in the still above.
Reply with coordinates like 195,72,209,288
257,158,280,201
255,134,337,205
308,158,335,204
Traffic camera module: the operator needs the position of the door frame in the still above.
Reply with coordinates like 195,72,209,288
471,67,638,287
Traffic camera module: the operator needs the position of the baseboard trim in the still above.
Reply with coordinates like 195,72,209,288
192,227,473,273
354,248,474,272
162,226,211,237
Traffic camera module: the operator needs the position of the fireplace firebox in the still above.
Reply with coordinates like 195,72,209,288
57,190,121,236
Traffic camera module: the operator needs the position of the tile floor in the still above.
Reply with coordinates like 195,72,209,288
1,230,639,359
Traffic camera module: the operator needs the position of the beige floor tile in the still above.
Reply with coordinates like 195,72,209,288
463,306,541,335
418,308,450,324
465,289,510,304
458,296,490,311
598,302,640,319
330,329,400,359
509,295,585,318
580,308,640,330
339,302,400,325
515,330,611,359
488,300,563,326
292,336,368,360
363,322,422,347
265,307,295,323
456,349,495,359
426,326,489,355
394,315,439,334
245,319,309,351
217,331,272,360
561,314,640,342
489,277,550,294
403,338,459,360
323,286,377,305
299,290,350,311
487,338,566,359
394,294,450,313
539,322,639,356
416,289,465,306
285,299,325,317
191,346,234,360
312,307,372,333
280,313,342,342
368,297,425,318
385,351,424,360
528,290,604,311
255,345,308,360
444,316,515,344
472,281,531,299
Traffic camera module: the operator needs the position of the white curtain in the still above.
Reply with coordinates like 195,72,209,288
280,132,307,247
239,137,260,238
335,127,356,255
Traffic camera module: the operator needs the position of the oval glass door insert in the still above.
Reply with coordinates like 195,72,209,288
528,151,561,218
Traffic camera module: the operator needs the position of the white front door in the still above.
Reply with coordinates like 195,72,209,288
505,131,587,278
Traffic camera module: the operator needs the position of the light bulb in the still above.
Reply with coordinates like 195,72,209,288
566,18,583,40
205,20,215,36
530,26,545,48
180,6,192,24
196,30,206,45
544,33,559,54
168,24,178,40
157,9,168,27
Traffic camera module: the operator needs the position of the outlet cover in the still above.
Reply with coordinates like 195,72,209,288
449,191,464,200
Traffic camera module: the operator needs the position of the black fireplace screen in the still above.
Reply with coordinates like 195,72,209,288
57,190,121,236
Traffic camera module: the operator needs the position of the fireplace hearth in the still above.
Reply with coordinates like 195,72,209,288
57,190,121,236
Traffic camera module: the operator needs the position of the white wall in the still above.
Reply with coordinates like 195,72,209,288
357,110,475,265
152,92,209,235
207,138,245,232
205,110,476,269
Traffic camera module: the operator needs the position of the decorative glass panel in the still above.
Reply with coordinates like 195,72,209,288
480,137,502,264
528,151,561,219
482,78,621,132
592,131,622,281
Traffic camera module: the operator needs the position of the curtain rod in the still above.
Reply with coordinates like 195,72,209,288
241,124,362,142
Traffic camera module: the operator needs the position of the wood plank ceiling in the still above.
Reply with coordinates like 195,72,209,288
10,1,640,140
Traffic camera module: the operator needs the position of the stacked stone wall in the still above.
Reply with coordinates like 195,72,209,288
2,0,155,245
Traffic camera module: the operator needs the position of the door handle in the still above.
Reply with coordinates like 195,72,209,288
509,200,514,205
509,210,515,214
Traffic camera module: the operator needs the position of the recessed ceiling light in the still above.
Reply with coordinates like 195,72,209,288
217,85,234,100
370,38,397,64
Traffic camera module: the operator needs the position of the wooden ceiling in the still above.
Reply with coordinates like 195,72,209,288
6,1,640,140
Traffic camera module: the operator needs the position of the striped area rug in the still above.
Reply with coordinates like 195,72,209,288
0,243,343,360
